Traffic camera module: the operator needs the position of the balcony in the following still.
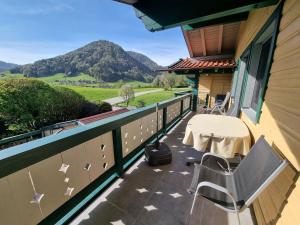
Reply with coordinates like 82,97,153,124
0,93,254,225
70,112,254,225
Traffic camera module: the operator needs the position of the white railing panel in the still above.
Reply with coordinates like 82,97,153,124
0,169,43,225
121,119,142,157
183,97,190,111
166,102,181,124
60,144,90,197
121,110,163,157
84,132,115,182
29,154,68,218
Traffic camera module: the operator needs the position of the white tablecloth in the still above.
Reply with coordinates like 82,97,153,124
183,114,251,158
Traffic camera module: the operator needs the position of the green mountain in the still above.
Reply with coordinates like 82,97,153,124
126,51,162,71
11,40,162,82
0,61,18,72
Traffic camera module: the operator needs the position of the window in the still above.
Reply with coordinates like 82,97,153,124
250,38,272,110
239,10,280,123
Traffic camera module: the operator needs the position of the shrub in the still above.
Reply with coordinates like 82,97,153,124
0,79,60,134
0,79,87,137
136,100,145,108
96,101,112,113
53,86,87,121
81,102,103,117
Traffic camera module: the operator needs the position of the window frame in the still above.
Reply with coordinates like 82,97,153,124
239,3,283,124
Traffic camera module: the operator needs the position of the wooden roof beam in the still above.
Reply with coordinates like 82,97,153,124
181,27,194,57
200,29,206,56
217,25,223,54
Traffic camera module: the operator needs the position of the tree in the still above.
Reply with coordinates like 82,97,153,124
152,76,161,87
175,75,188,87
120,84,135,106
161,73,176,90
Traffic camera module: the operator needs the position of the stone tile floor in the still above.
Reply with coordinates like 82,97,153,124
70,112,254,225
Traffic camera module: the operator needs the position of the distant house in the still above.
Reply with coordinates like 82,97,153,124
78,108,129,125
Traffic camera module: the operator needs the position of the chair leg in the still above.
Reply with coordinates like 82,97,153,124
236,211,241,225
187,164,201,193
190,185,200,216
210,106,217,114
216,106,224,115
232,199,241,225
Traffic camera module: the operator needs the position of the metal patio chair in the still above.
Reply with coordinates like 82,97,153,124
206,91,231,115
188,136,287,225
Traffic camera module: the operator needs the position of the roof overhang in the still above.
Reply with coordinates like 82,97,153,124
115,0,279,32
161,55,236,74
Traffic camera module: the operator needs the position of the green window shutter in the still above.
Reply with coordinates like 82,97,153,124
230,59,240,97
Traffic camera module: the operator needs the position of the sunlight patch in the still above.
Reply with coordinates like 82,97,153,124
144,205,157,211
136,188,148,193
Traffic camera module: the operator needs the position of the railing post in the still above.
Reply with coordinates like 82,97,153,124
189,95,192,111
180,99,183,118
162,107,167,134
112,127,124,177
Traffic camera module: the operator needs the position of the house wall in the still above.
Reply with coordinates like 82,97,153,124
198,73,232,107
235,1,300,224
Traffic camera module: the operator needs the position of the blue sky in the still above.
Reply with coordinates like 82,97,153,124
0,0,189,66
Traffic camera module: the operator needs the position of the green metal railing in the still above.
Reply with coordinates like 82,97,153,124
0,120,79,150
0,93,192,225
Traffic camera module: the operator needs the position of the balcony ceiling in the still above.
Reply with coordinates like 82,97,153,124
183,22,241,57
115,0,279,32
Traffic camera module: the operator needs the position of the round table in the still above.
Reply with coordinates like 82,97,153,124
182,114,251,158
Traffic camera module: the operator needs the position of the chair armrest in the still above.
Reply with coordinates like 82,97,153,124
200,152,232,173
191,181,238,214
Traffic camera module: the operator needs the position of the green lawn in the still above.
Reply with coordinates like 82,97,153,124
65,86,119,101
64,86,162,102
119,88,191,107
107,80,153,88
0,72,23,79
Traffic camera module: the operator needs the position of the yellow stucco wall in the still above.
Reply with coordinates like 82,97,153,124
198,73,232,107
235,0,300,224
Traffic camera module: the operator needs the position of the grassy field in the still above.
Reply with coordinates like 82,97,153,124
118,88,191,107
65,86,119,101
65,86,161,102
0,72,152,87
39,73,96,82
0,72,23,78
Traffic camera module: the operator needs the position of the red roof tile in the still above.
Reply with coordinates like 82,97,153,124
79,108,129,125
166,57,235,71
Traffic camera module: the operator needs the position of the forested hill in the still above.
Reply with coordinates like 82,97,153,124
126,51,163,71
0,61,18,72
11,40,162,82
